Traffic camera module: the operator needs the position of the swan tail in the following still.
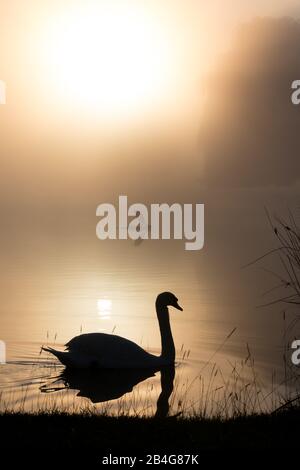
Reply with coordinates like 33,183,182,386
42,346,70,366
42,346,58,355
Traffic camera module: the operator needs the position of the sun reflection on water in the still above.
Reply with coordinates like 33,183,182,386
97,299,112,320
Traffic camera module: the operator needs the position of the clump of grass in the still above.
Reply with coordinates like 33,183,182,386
247,210,300,314
243,209,300,411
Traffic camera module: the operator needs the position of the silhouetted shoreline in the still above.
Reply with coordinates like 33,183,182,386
0,408,299,461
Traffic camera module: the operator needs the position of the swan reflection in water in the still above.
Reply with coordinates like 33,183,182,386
40,365,175,417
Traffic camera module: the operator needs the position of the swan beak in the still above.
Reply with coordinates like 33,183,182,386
174,301,183,311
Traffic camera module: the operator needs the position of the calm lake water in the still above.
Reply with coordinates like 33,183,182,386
0,232,294,417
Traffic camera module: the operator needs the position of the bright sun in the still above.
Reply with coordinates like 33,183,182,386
42,2,175,120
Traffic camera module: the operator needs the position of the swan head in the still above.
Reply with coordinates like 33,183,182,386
156,292,183,311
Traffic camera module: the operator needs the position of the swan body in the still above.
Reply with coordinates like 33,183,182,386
43,292,182,369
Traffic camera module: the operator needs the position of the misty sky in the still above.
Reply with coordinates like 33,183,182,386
1,1,300,362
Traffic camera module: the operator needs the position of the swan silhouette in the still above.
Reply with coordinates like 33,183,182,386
42,292,182,368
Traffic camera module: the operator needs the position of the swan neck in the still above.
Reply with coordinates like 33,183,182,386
156,302,175,363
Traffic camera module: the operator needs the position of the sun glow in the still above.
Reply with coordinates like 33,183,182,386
97,298,112,319
41,2,176,120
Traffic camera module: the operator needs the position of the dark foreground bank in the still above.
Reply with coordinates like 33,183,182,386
0,409,299,463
